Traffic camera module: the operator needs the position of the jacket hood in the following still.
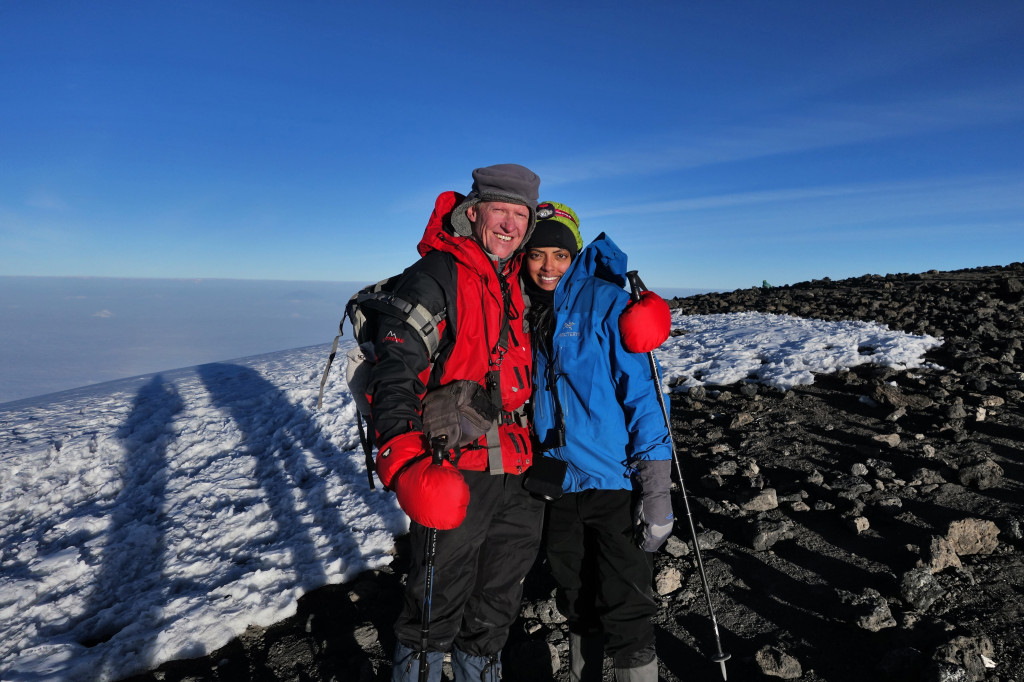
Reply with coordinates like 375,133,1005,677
561,232,628,297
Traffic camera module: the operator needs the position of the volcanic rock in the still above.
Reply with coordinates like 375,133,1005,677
119,263,1024,682
900,567,946,612
838,588,898,632
945,518,1000,556
755,645,803,679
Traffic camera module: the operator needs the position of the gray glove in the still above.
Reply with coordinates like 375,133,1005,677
632,459,674,552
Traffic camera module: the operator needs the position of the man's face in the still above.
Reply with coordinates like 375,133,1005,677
466,201,530,260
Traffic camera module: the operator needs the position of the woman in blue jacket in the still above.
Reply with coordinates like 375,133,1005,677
523,202,674,682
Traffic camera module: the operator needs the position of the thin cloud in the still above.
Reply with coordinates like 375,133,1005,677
590,174,1024,220
26,190,68,211
540,86,1024,187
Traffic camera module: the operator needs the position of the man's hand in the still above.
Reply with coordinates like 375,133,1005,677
632,459,674,552
375,431,429,489
376,431,470,530
619,290,671,353
395,456,470,530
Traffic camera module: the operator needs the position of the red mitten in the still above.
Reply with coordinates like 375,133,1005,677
375,431,428,489
395,457,470,530
619,290,671,353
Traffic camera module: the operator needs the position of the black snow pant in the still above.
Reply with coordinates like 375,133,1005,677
545,488,657,668
394,470,545,657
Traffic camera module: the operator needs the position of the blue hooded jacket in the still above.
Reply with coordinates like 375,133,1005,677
531,233,672,493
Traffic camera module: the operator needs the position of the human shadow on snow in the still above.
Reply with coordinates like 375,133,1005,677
78,375,181,652
198,362,401,591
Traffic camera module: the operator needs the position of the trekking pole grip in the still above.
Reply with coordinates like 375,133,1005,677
625,270,648,303
430,435,448,466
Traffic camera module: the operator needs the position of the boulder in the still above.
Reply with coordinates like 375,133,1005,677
946,518,1000,556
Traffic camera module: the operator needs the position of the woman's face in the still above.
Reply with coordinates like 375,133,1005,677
526,247,573,291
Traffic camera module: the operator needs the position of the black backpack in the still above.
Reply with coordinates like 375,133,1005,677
317,273,446,488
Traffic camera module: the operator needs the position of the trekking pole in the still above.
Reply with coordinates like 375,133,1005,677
418,435,448,682
626,271,731,681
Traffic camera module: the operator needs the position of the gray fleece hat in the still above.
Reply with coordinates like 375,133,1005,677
450,164,541,243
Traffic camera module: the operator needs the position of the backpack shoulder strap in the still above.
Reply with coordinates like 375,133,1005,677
316,268,449,409
353,290,446,358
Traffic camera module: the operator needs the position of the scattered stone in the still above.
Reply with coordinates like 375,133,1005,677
931,635,996,682
946,518,1000,556
353,624,378,648
866,457,896,479
1000,515,1023,541
886,406,907,422
663,535,689,558
547,643,561,677
655,566,682,596
871,496,903,515
838,588,897,631
872,432,902,447
534,599,567,625
754,645,803,679
847,516,870,534
750,516,796,551
900,567,946,611
739,487,778,512
738,457,760,478
696,529,724,550
700,473,725,489
831,475,872,497
729,412,755,429
923,535,963,574
710,460,738,476
872,381,936,410
910,467,946,486
946,399,968,419
125,264,1024,681
956,457,1004,490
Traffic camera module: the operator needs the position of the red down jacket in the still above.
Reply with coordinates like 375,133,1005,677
368,191,534,474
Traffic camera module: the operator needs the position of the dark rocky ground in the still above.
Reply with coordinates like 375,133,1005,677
122,263,1024,682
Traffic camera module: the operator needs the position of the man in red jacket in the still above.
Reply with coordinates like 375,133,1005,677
369,164,544,682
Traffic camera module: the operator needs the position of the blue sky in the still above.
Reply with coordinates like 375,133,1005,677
2,1,1022,291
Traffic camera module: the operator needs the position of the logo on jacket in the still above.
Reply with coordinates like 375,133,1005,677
383,330,404,344
558,321,579,338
